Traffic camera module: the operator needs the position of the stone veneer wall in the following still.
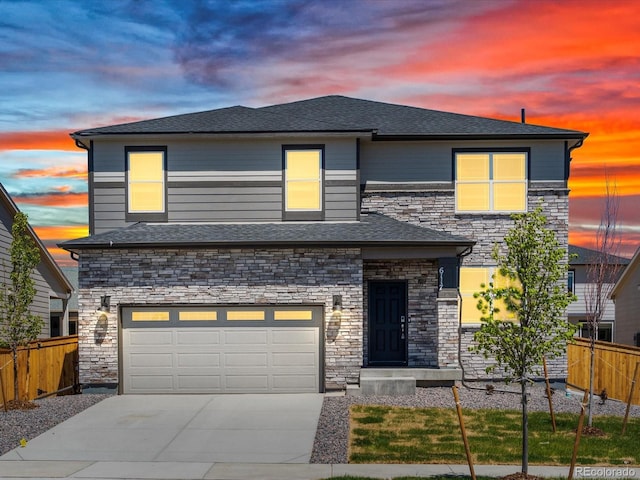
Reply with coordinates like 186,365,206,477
363,260,438,367
362,189,570,379
77,247,363,390
436,291,460,368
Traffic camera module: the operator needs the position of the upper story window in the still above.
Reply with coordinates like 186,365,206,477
455,151,527,213
283,145,324,220
126,146,167,221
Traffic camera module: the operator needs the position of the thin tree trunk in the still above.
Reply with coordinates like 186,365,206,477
522,379,529,475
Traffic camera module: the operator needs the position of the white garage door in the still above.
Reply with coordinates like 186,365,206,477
121,306,323,394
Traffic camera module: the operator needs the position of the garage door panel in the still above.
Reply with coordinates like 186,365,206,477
177,375,221,390
128,330,173,345
273,374,317,390
177,353,220,367
224,330,269,344
272,329,317,344
224,375,269,391
129,375,174,391
122,306,322,394
128,352,173,368
272,352,316,366
224,352,268,367
176,330,220,345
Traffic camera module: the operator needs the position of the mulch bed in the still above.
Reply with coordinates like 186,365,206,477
2,400,38,411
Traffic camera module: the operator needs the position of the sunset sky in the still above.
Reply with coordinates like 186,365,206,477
1,0,639,266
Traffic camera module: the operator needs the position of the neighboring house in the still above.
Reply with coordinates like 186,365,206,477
567,244,630,342
50,266,78,336
60,95,587,394
0,184,73,338
611,246,640,347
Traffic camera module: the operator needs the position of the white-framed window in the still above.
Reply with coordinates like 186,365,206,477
459,266,520,324
283,145,323,220
126,147,166,217
455,151,527,213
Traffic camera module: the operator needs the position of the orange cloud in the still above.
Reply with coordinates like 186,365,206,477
33,225,88,242
390,1,640,81
33,225,89,266
47,247,77,267
13,165,87,179
569,229,639,259
14,192,88,208
0,130,78,151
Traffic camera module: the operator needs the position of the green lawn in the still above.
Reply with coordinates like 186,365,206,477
349,405,639,465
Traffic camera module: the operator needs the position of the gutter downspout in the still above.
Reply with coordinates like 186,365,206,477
565,137,586,183
70,137,89,263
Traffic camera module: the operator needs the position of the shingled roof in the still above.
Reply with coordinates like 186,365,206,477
569,244,630,266
71,95,587,139
59,213,473,250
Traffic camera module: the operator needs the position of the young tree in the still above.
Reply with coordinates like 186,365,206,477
470,206,576,476
584,176,622,426
0,212,43,402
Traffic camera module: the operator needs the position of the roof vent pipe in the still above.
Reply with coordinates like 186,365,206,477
521,108,526,124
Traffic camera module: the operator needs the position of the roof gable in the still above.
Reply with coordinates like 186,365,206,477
0,184,73,297
611,246,640,298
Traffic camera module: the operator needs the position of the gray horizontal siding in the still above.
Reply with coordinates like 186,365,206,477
360,139,567,184
94,211,126,221
170,193,282,204
91,137,359,230
167,186,281,196
170,201,281,212
0,207,52,338
168,209,281,222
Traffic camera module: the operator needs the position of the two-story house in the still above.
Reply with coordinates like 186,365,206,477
60,96,587,394
0,183,73,338
567,244,630,342
611,246,640,347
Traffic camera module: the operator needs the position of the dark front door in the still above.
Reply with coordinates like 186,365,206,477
368,281,407,365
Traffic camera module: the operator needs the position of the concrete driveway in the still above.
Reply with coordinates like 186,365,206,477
1,394,324,464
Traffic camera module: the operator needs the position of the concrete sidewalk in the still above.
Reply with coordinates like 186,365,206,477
0,460,637,479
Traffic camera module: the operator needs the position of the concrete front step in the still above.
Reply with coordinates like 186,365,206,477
360,367,463,382
359,376,416,396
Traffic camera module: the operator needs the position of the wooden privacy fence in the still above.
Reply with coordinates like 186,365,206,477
0,335,78,405
567,337,640,406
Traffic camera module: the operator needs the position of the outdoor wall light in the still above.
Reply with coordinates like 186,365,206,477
95,312,108,344
97,295,111,313
332,295,343,313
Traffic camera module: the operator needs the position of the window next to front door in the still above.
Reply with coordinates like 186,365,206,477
125,146,168,222
283,145,324,221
